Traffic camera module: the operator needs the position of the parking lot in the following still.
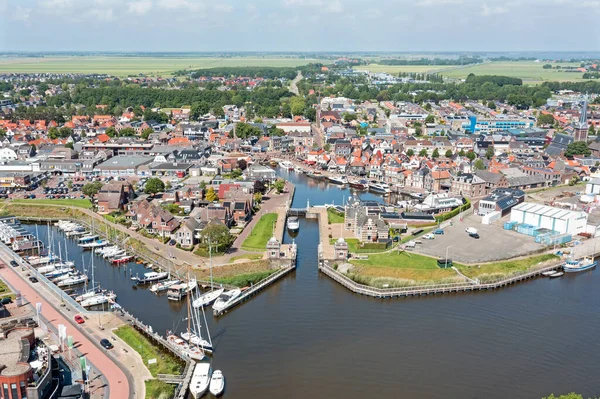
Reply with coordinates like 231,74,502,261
412,213,545,264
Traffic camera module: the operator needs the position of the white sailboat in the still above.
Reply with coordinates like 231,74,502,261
181,287,214,354
189,362,212,399
193,241,223,308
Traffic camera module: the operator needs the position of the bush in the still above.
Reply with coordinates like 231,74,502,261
435,198,471,223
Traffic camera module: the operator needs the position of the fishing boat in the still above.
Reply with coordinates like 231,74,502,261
368,181,391,195
209,370,225,397
189,362,212,399
111,255,134,264
150,278,181,294
167,280,197,301
286,216,300,232
212,289,242,313
133,271,169,285
349,179,368,190
563,255,597,273
279,160,294,171
327,175,348,185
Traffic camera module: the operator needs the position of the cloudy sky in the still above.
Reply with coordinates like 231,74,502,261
0,0,598,52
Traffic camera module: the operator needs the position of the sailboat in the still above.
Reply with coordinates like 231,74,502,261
181,285,214,354
193,241,223,308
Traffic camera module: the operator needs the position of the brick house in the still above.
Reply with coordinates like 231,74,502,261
96,182,135,214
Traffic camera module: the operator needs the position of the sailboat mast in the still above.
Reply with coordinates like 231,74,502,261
209,239,213,292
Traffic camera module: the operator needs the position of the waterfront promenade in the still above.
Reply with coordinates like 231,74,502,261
0,250,134,398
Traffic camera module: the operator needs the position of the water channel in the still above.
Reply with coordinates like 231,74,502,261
26,170,600,398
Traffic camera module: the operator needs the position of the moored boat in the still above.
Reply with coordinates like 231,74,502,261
192,288,224,308
549,271,564,278
349,179,368,190
563,256,597,273
328,175,348,185
209,370,225,397
286,216,300,232
133,271,169,285
279,160,294,171
150,279,181,293
212,289,242,313
189,362,212,399
368,181,391,195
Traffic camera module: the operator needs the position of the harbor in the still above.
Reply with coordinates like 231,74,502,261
3,169,600,398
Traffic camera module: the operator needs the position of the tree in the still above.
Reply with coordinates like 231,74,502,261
542,394,583,399
66,180,73,189
323,143,331,152
205,187,218,202
48,127,59,139
458,149,466,157
423,102,432,111
65,142,74,149
487,101,496,109
565,141,591,157
569,175,580,186
542,64,553,69
198,223,234,253
253,192,263,204
141,127,154,140
415,127,422,136
406,149,414,157
82,181,103,203
119,127,136,137
254,180,266,194
58,127,73,138
289,96,306,116
105,126,117,138
273,179,285,194
199,181,207,192
445,149,453,158
537,113,555,127
231,169,242,179
237,159,248,171
473,159,486,170
419,148,428,157
485,146,495,160
425,114,435,124
144,178,165,195
343,113,357,123
466,151,477,162
589,124,596,136
432,148,440,158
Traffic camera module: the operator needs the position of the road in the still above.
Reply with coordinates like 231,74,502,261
289,71,303,95
0,259,133,399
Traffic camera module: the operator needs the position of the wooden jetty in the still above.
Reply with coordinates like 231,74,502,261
318,263,563,298
213,264,296,317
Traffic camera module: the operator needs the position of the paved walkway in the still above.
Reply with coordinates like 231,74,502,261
0,260,133,399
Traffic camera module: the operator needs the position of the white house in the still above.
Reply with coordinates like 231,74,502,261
0,147,17,162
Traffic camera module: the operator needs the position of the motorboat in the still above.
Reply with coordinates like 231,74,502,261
111,255,134,264
349,179,368,190
286,216,300,232
563,256,597,273
78,234,98,242
167,280,197,301
212,289,242,313
79,239,109,249
189,362,212,399
328,175,348,185
368,181,391,195
192,288,224,308
549,271,564,278
279,160,294,171
209,370,225,397
81,292,116,308
150,279,181,293
542,270,558,277
133,271,169,285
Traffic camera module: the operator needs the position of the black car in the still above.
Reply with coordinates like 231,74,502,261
100,338,113,349
9,260,18,267
29,276,38,283
469,233,480,239
0,297,12,305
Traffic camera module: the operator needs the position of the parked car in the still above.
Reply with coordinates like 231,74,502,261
423,233,435,240
74,315,85,324
0,297,12,305
29,276,38,283
469,233,480,239
100,338,113,349
433,229,444,235
465,227,478,235
9,260,18,267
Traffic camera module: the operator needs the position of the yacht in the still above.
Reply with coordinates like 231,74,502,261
111,255,134,264
81,292,116,308
368,181,391,195
286,216,300,232
167,280,197,301
209,370,225,397
193,288,224,308
563,256,597,273
166,334,206,361
212,289,242,313
349,179,368,190
189,362,212,399
328,175,348,185
133,271,169,285
279,160,294,171
57,273,88,287
79,239,109,249
150,279,181,294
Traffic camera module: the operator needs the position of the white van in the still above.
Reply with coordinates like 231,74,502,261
465,227,478,235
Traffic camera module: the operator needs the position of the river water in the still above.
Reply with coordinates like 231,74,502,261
26,170,600,399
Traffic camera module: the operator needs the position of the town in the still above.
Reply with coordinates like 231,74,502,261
1,55,600,399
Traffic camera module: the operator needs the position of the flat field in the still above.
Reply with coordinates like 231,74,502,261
441,61,584,83
356,64,454,74
0,56,322,76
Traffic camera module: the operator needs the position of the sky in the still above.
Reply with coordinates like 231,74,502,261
0,0,599,52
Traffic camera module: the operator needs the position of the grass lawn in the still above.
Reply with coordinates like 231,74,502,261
329,238,389,253
114,325,184,377
193,259,274,287
440,61,584,84
348,251,461,287
0,278,13,298
0,56,324,76
145,380,175,399
456,253,559,282
229,254,264,263
327,208,344,224
213,270,277,287
241,213,277,251
7,198,92,209
356,64,455,74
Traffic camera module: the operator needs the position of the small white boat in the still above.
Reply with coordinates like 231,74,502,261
542,270,558,277
209,370,225,396
549,271,564,278
286,216,300,232
279,160,294,171
368,181,391,195
212,289,242,313
133,271,169,285
189,362,212,399
150,279,181,293
57,274,88,287
79,239,109,249
81,292,116,308
328,175,348,185
192,288,224,308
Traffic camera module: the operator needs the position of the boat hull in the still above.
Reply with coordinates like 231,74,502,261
564,261,597,273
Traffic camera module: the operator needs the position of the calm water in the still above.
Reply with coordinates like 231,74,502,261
27,170,600,398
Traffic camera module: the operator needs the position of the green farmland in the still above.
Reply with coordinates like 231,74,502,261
0,56,323,76
441,61,584,84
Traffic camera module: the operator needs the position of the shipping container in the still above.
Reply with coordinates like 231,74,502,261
503,221,518,230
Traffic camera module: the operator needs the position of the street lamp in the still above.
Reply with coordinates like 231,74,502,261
445,245,452,269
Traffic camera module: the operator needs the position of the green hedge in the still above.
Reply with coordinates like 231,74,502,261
435,198,471,223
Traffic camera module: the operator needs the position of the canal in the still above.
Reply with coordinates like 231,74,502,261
26,170,600,398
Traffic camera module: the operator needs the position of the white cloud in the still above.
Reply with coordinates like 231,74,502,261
13,6,32,22
284,0,343,13
417,0,463,6
128,0,152,15
326,0,343,13
213,3,233,13
480,3,509,15
157,0,206,11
